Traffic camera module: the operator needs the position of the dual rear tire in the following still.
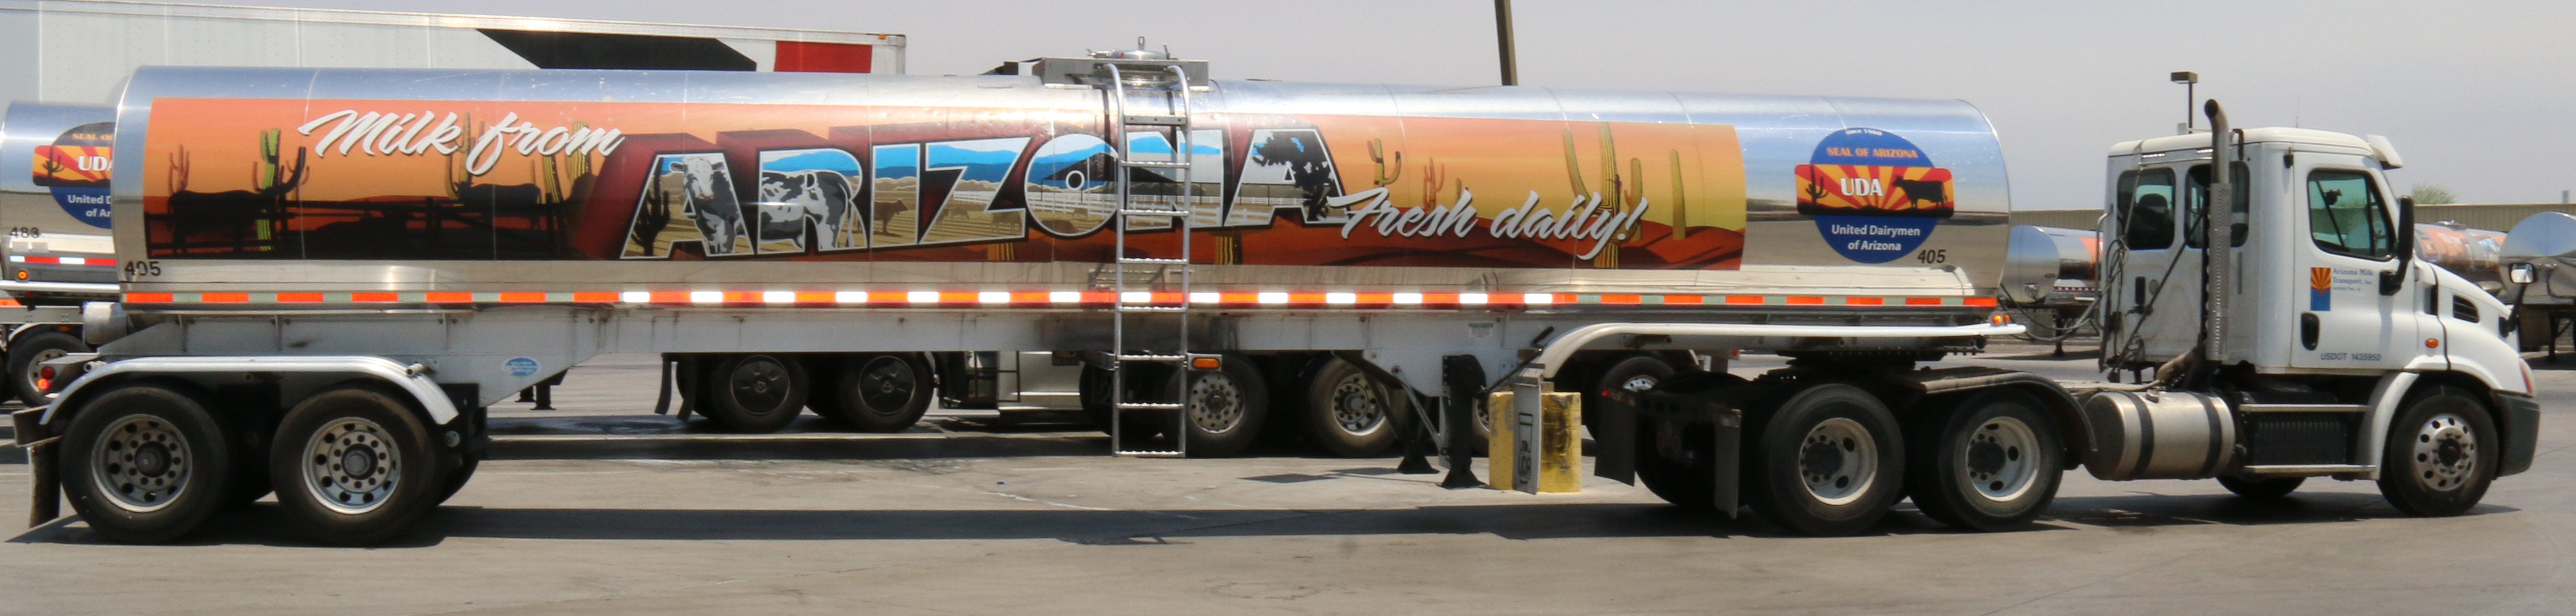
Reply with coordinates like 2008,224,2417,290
63,381,453,546
1641,382,2063,536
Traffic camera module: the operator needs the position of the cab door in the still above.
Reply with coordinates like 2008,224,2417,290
2286,154,2417,370
2104,165,2197,365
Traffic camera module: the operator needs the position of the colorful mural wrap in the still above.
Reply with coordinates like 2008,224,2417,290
139,98,1749,269
1796,127,1952,264
30,121,114,228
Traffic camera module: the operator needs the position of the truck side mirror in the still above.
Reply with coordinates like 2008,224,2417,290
2382,196,2415,295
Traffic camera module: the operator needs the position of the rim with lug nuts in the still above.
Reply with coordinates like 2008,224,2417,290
303,417,402,514
89,414,191,513
1962,416,2040,502
1188,372,1245,434
1799,417,1878,506
1330,373,1387,436
2413,412,2477,492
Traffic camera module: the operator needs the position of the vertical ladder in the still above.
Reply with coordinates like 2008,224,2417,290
1105,62,1197,457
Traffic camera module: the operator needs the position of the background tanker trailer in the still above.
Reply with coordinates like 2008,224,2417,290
1999,224,2098,346
2500,212,2576,354
0,1,905,404
13,50,2534,547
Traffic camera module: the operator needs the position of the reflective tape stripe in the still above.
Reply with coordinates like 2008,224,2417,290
119,290,2001,309
9,255,114,267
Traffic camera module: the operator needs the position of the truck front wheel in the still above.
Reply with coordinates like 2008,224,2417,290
271,385,441,546
1905,389,2062,531
1746,383,1905,536
60,382,234,544
2378,386,2497,517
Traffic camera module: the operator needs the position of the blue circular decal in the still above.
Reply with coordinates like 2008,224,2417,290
1795,128,1955,263
506,356,541,378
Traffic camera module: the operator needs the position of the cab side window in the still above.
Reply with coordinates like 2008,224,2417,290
2185,162,2251,248
2306,170,2393,260
2117,168,2176,250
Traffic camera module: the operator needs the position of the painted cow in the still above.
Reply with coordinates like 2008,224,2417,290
679,156,745,254
755,169,860,250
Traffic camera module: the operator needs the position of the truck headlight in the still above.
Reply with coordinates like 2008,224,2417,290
2508,262,2536,284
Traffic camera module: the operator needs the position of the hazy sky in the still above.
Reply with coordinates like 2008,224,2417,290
229,0,2576,211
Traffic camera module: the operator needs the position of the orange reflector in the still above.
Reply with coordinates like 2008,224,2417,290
1190,356,1222,370
2425,338,2440,348
1991,312,2013,326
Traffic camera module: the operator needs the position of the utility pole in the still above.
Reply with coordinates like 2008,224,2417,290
1495,0,1518,86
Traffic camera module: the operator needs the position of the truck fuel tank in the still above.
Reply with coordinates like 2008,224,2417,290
2082,389,2235,480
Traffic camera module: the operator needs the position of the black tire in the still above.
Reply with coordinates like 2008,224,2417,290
1585,354,1674,428
270,385,442,546
1173,355,1267,458
1304,357,1406,458
2377,386,2498,517
1635,417,1717,512
59,382,233,544
9,330,89,406
698,354,807,434
1905,389,2063,531
822,354,933,433
434,457,478,506
2218,475,2304,499
1744,383,1906,537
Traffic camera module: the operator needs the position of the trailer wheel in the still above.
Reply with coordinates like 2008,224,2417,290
2217,475,2303,499
60,382,233,544
1745,383,1905,537
1586,354,1673,428
270,385,441,546
1174,355,1267,458
823,354,933,433
1305,357,1403,457
1905,389,2062,531
700,354,807,434
9,330,89,406
2378,386,2497,517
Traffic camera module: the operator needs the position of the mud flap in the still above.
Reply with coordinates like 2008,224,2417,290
1592,387,1637,485
13,407,59,527
1712,407,1742,518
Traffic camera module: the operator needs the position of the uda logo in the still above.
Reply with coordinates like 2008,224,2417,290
1795,128,1954,264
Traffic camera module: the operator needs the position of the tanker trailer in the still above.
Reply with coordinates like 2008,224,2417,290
22,51,2530,547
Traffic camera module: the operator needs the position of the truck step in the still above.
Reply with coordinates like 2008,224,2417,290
2239,404,2371,413
1113,450,1186,457
2238,464,2373,475
1117,208,1190,217
1121,159,1190,169
1117,402,1183,410
1116,354,1186,362
1117,257,1189,264
1122,114,1188,126
1116,305,1187,312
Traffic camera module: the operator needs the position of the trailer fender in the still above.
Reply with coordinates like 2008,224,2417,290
40,355,461,429
1527,322,2025,380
